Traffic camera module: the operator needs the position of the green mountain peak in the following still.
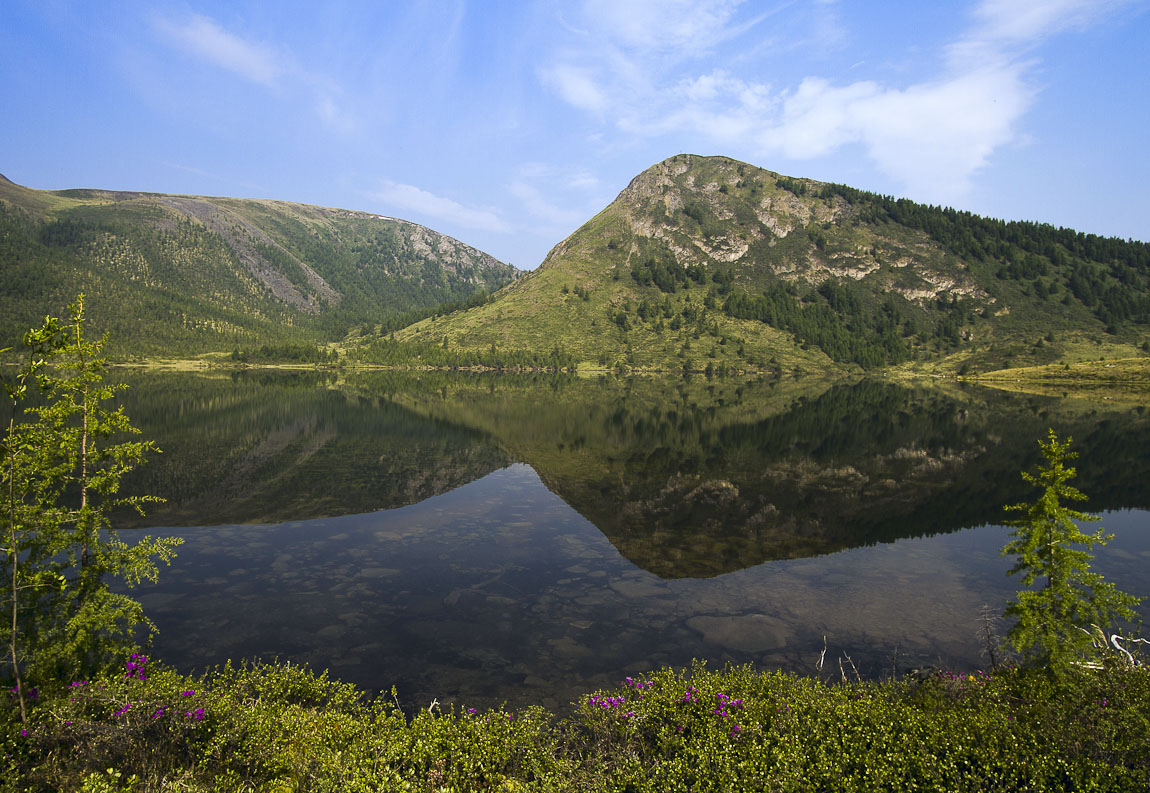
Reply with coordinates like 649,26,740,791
396,154,1149,373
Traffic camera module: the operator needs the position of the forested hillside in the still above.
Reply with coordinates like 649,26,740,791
394,155,1150,373
6,159,1147,372
0,174,518,355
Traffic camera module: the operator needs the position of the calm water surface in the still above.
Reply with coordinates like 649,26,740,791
114,371,1150,712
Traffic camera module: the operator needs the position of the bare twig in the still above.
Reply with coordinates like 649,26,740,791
840,652,861,685
978,605,1002,671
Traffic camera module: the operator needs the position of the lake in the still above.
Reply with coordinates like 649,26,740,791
112,370,1150,713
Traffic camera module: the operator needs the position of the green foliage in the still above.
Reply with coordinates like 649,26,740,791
347,336,577,372
1,297,181,716
775,176,808,196
631,251,691,293
569,662,1150,791
723,283,910,368
375,288,500,335
229,343,338,365
1002,430,1142,670
5,658,1148,791
6,657,563,792
820,180,1150,332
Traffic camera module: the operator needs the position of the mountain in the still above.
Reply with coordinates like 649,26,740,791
0,174,519,354
377,374,1150,578
393,155,1150,373
106,370,1150,579
113,371,512,527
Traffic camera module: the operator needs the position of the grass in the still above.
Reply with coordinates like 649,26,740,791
4,655,1148,792
970,356,1150,402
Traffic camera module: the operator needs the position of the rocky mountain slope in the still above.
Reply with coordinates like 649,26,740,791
396,155,1149,373
0,174,519,354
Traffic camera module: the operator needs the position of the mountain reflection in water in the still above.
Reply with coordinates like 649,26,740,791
115,371,1150,712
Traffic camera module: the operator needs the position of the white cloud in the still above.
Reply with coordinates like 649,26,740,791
541,0,1132,204
311,85,357,136
774,66,1031,202
539,65,610,114
155,14,284,87
765,78,879,159
755,56,1033,204
579,0,747,55
626,70,773,143
153,13,354,133
371,180,510,233
971,0,1130,42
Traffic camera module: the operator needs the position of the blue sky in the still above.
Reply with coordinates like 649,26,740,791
3,0,1148,270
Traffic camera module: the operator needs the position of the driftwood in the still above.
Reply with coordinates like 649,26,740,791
1077,624,1148,669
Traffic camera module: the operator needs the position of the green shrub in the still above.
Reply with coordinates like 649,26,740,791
3,657,1148,791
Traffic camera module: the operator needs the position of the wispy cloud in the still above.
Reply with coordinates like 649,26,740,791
508,180,587,227
507,162,610,240
161,161,268,193
540,64,610,114
578,0,750,55
370,180,510,233
152,13,354,133
155,14,285,87
541,0,1134,204
971,0,1130,42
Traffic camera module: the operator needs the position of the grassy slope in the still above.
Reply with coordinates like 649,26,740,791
971,356,1150,402
398,167,843,375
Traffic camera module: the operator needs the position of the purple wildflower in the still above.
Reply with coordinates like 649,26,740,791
125,653,149,681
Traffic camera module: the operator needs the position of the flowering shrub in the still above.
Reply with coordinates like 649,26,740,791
2,655,1148,791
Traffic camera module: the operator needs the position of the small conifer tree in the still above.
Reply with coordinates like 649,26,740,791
2,296,182,723
1002,430,1141,670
